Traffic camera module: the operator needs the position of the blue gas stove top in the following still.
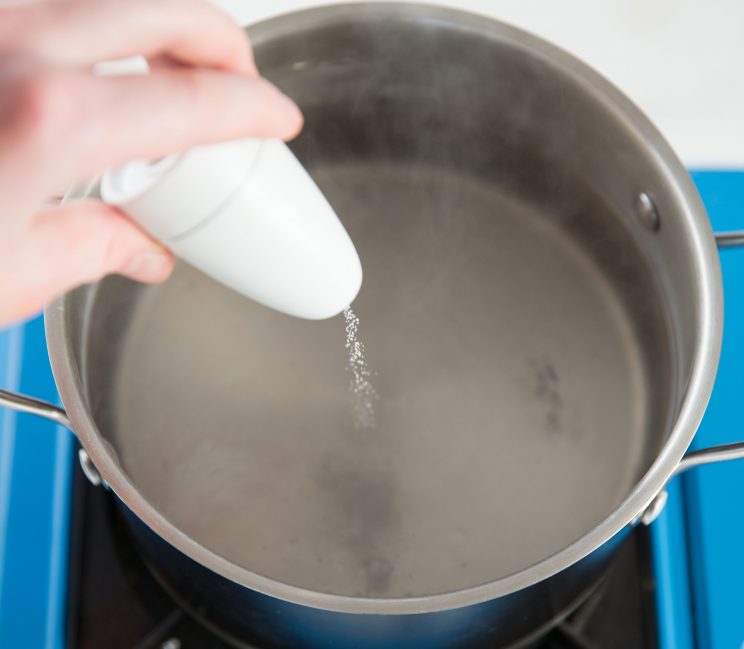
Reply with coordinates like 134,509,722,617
1,171,743,649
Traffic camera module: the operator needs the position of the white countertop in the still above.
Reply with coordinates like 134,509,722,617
214,0,744,168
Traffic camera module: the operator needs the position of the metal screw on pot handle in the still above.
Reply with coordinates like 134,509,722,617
77,448,103,486
0,387,103,486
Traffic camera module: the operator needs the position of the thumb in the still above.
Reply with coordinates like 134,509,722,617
1,199,173,324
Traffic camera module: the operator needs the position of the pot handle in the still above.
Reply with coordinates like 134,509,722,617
643,233,744,513
640,441,744,525
645,236,744,516
0,387,72,430
0,387,105,485
715,230,744,247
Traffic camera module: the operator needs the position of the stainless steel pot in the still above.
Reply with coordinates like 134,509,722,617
3,4,744,648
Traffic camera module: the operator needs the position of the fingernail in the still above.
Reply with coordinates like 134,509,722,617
122,250,172,282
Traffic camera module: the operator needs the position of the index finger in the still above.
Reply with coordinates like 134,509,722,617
41,68,303,190
7,0,257,75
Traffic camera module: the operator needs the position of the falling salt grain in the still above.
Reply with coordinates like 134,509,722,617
343,307,378,430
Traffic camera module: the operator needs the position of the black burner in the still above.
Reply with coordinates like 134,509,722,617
65,454,658,649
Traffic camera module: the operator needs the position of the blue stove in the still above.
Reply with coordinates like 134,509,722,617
1,172,743,649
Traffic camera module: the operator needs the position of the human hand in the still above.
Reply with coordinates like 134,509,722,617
0,0,303,325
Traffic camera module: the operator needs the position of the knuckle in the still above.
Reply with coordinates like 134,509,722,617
35,205,122,281
10,70,86,148
12,72,64,143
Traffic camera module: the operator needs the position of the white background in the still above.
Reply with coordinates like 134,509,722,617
213,0,744,168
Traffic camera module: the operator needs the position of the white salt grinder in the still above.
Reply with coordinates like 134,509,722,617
100,139,362,320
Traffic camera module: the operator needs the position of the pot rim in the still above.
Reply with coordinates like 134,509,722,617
45,2,723,615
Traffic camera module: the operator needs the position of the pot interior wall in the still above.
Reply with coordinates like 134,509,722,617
72,8,695,599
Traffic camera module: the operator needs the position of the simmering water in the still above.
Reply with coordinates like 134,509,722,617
343,307,378,430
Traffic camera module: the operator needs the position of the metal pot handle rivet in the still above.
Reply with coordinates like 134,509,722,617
78,448,103,486
636,192,660,231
